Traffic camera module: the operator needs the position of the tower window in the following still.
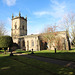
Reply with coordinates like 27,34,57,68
15,22,17,29
22,25,24,30
15,25,17,29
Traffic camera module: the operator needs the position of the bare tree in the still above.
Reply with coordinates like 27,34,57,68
72,38,75,47
54,36,64,50
40,25,58,50
0,21,7,36
58,12,75,49
59,12,75,40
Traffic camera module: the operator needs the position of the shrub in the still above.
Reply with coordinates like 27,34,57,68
10,43,20,52
0,36,13,54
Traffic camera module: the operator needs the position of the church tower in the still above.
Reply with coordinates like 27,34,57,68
11,12,27,42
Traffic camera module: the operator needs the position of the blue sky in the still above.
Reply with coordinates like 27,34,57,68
0,0,75,35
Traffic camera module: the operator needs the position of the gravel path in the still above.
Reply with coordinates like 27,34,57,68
21,54,75,69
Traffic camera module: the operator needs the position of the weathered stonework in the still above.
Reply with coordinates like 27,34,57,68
11,12,70,51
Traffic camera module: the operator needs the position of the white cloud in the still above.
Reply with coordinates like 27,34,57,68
50,0,59,5
34,11,51,16
33,0,66,18
50,0,66,18
3,0,16,6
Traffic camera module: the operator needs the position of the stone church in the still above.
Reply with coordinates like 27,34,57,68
11,12,70,51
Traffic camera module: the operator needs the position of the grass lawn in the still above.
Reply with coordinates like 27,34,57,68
34,48,75,62
14,49,31,54
11,48,75,61
0,53,75,75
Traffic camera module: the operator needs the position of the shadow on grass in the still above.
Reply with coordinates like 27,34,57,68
16,51,31,54
0,55,75,75
33,51,75,62
16,51,25,53
15,49,31,54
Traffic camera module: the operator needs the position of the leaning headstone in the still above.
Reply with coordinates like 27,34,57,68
10,49,13,56
10,52,13,56
55,48,56,53
31,49,34,54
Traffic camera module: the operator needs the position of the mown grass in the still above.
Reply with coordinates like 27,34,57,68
0,54,75,75
12,48,75,61
14,49,31,54
34,48,75,61
0,50,4,52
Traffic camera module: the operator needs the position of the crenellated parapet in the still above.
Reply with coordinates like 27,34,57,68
12,12,27,21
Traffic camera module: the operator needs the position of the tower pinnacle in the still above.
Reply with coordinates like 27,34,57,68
12,14,14,18
25,15,27,20
19,11,21,17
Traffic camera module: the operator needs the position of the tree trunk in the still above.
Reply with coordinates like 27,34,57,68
4,50,6,54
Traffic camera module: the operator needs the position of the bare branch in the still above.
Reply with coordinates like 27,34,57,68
0,21,7,36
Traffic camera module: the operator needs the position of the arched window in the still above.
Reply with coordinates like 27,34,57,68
37,40,38,50
18,41,20,46
27,41,29,50
27,41,29,46
14,22,17,29
31,40,34,46
15,25,17,29
22,40,25,47
22,25,24,30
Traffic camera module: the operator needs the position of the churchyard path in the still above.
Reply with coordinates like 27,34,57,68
14,53,75,69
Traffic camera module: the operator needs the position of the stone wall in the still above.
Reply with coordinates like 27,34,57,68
24,35,40,51
11,13,70,51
